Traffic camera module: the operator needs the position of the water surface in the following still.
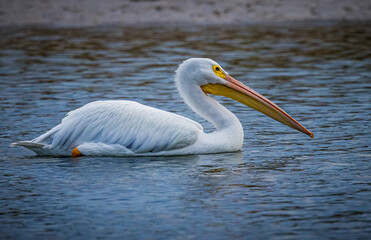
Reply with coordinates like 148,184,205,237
0,23,370,239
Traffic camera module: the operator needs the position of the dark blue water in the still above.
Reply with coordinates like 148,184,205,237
0,23,370,239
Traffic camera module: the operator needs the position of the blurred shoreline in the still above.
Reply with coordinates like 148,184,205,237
1,0,371,27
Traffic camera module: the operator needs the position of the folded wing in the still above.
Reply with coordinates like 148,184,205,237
32,100,203,154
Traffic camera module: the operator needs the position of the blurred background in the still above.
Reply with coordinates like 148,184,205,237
1,0,371,26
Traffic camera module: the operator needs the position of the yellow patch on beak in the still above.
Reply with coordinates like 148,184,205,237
201,83,229,96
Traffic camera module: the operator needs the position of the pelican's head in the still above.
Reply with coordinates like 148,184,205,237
175,58,313,138
176,58,229,87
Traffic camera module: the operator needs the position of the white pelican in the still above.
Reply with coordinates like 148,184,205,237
12,58,313,157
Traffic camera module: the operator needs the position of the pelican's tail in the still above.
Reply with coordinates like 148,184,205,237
10,141,67,156
10,141,45,148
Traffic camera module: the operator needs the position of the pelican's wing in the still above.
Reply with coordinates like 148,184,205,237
33,100,203,153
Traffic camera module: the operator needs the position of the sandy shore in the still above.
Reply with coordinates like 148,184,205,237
1,0,370,26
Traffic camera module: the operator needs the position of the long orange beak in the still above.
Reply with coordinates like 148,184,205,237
201,75,314,138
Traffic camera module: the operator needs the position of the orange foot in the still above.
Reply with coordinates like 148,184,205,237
71,147,83,157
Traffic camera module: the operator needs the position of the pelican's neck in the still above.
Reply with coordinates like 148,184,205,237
176,76,242,134
185,85,238,129
174,58,243,152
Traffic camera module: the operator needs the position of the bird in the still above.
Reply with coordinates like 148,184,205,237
11,58,313,157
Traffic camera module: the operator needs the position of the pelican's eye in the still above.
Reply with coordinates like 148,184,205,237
212,65,226,79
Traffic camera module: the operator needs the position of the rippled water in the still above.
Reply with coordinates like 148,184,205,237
0,23,370,239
